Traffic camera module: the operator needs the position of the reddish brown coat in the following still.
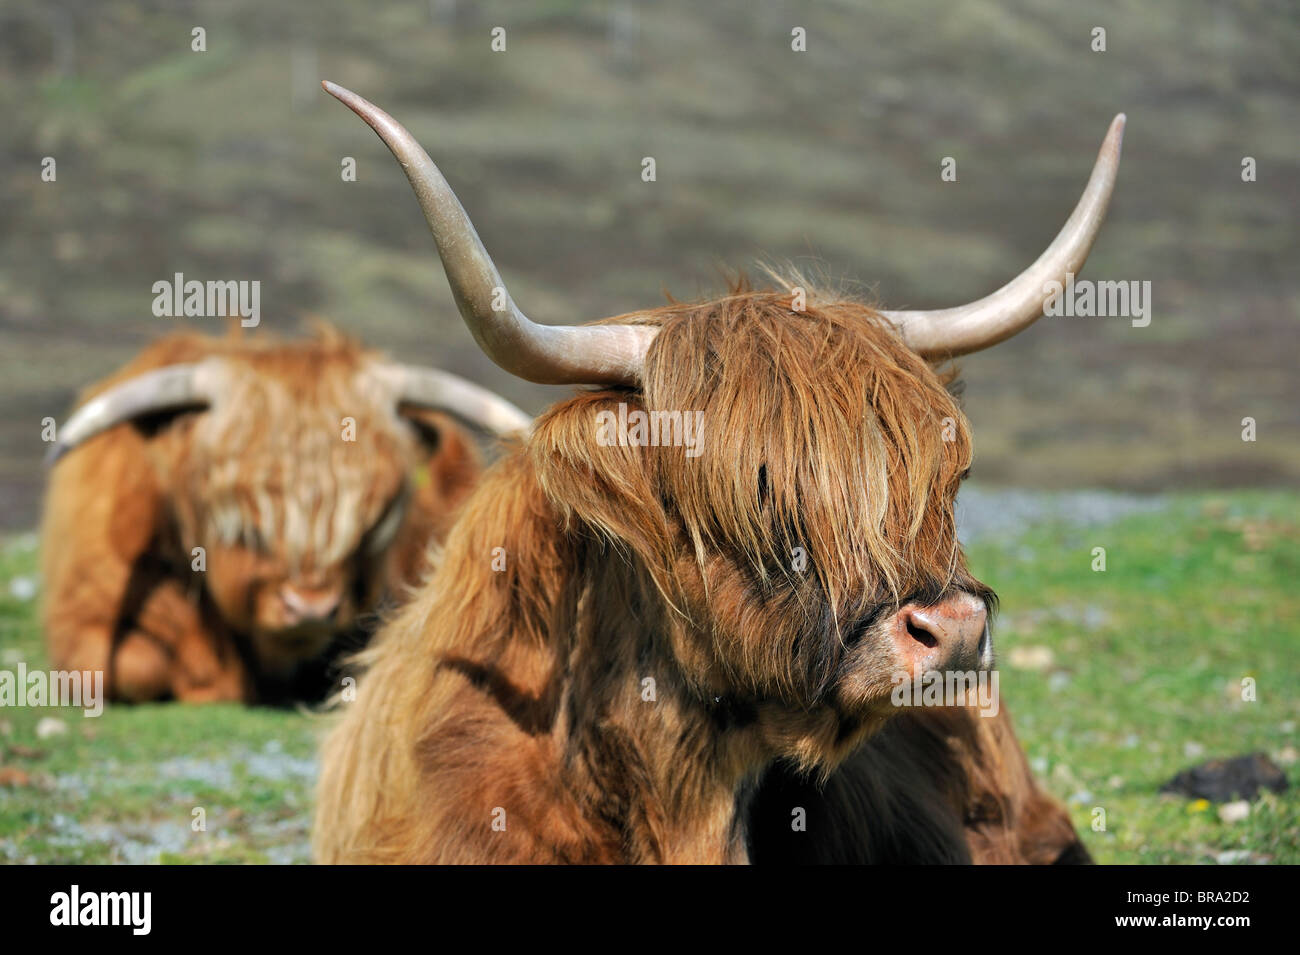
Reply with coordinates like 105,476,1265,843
42,328,481,702
314,288,1083,863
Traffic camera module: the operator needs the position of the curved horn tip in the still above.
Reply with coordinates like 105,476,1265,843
321,81,366,113
322,77,650,387
321,80,367,112
325,79,361,107
884,114,1128,360
1104,113,1127,157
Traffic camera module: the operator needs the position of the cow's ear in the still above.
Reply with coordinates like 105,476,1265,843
397,405,444,453
398,407,481,500
129,406,205,440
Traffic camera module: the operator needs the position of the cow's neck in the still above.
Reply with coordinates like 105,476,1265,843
433,460,772,863
552,551,768,864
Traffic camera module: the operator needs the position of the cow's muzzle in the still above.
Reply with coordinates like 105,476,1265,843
889,592,991,677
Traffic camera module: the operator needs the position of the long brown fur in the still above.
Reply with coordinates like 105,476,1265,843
41,326,481,703
748,706,1091,864
314,284,1084,863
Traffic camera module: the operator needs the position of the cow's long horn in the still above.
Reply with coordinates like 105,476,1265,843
322,81,655,386
376,364,533,437
884,114,1126,358
46,359,227,465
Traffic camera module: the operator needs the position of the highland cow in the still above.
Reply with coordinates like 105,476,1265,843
312,81,1123,863
42,325,529,703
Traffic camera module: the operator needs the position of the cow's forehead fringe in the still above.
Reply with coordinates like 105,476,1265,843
177,345,412,570
544,283,974,617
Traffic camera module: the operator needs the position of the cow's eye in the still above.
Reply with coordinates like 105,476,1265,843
247,526,271,554
841,625,865,650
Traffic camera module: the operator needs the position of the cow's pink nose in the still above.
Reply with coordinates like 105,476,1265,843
890,592,990,675
280,586,341,626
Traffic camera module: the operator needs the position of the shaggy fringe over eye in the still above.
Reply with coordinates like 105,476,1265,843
601,272,976,636
172,328,410,572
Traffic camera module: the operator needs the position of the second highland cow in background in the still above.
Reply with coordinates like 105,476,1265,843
41,325,529,703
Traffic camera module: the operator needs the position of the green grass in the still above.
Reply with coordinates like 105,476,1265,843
0,490,1296,863
966,492,1300,864
0,535,320,863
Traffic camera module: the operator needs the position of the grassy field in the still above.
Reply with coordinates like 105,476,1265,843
970,491,1299,864
0,488,1295,864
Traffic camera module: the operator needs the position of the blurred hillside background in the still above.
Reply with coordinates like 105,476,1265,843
0,0,1296,529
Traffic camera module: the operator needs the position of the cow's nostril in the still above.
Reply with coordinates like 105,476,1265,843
905,617,939,649
893,598,988,673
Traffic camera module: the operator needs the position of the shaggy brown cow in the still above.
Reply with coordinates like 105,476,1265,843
42,324,529,703
313,81,1122,863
